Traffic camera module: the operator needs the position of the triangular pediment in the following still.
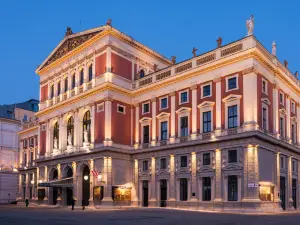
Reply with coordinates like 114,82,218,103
222,94,242,103
197,101,215,108
176,107,191,114
279,108,287,115
156,112,170,118
37,27,105,72
139,117,152,123
261,98,271,105
223,164,243,171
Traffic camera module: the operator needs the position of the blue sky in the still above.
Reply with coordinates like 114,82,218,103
0,0,299,104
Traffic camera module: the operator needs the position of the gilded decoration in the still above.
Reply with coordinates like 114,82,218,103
41,31,101,70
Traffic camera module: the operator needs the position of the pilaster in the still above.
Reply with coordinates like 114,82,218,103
191,85,197,139
286,97,291,141
131,159,139,206
102,157,113,205
169,92,176,143
273,86,279,136
214,78,222,135
104,99,112,146
214,149,222,201
149,157,157,206
89,159,94,206
90,104,95,148
190,152,197,201
168,154,176,206
151,98,157,146
134,104,140,148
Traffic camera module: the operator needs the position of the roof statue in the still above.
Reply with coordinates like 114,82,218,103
192,47,198,57
171,56,176,65
216,37,222,48
284,60,288,68
106,19,112,26
65,26,73,37
272,41,276,56
246,15,254,36
295,71,298,78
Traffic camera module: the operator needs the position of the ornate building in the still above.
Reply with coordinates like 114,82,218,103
21,19,300,212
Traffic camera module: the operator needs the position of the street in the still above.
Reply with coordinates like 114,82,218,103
0,206,300,225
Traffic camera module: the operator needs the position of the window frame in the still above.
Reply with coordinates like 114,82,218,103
142,160,148,171
262,104,268,131
279,92,284,106
142,125,150,144
203,153,211,166
201,82,212,98
226,75,239,92
179,90,189,105
228,105,238,129
202,111,212,133
160,97,168,110
180,155,188,168
228,150,238,163
180,116,189,137
142,102,150,115
202,177,211,201
117,104,126,114
160,158,167,170
160,121,168,141
228,175,238,201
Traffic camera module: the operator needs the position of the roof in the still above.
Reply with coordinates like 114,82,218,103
36,24,172,75
0,99,39,120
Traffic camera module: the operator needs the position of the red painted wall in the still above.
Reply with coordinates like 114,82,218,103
40,85,48,102
111,53,132,80
94,102,105,143
111,100,132,145
39,129,46,156
95,53,106,77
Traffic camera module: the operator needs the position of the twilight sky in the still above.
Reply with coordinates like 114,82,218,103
0,0,299,104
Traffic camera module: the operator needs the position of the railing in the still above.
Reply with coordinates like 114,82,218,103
87,81,92,90
79,86,83,93
48,99,53,106
22,121,38,130
70,89,75,97
63,93,67,101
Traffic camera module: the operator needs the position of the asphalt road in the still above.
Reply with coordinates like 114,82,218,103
0,206,299,225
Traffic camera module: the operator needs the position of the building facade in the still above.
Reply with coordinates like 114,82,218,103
25,21,300,212
0,99,38,203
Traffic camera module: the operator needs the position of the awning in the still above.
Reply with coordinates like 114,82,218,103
38,177,73,188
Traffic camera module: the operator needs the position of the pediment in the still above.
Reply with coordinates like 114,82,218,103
261,98,271,105
197,101,215,108
38,27,104,72
156,112,170,118
279,108,287,115
198,166,215,173
222,94,242,103
176,107,191,114
291,116,297,122
223,164,243,171
139,117,152,123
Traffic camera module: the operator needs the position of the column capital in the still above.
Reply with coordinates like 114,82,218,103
104,96,113,102
213,77,222,83
190,84,197,90
151,97,156,103
169,91,176,97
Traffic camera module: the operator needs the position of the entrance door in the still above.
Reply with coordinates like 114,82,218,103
53,188,58,205
160,179,167,207
66,188,73,205
280,176,286,210
142,180,148,207
292,179,297,209
82,165,90,206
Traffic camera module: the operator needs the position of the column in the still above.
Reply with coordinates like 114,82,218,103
168,154,176,206
67,72,71,98
102,157,113,205
104,98,112,146
214,149,222,201
214,78,222,135
238,175,242,201
74,110,80,151
198,177,203,202
36,167,39,201
25,173,28,199
132,159,139,206
89,159,94,206
191,85,197,140
106,46,112,73
288,156,293,208
58,116,63,152
274,153,281,202
83,62,88,91
151,98,157,146
297,104,300,145
149,157,156,206
37,126,40,159
44,166,48,203
273,85,279,137
286,97,291,141
56,164,62,205
90,104,95,148
134,104,140,149
190,152,197,201
169,92,176,143
46,121,51,156
75,67,79,95
72,162,77,202
243,72,258,129
92,52,96,87
18,174,22,200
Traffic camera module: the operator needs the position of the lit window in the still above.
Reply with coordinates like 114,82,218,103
202,85,211,97
228,150,237,163
160,98,168,109
180,116,188,137
203,153,210,166
160,158,167,169
142,160,148,171
143,103,150,114
228,77,237,90
180,155,187,167
203,111,211,133
228,105,238,128
160,121,168,140
180,92,188,104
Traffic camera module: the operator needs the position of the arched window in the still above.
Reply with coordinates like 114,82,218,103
80,69,84,86
50,85,54,99
53,122,59,148
88,64,93,81
72,74,76,89
82,111,91,143
57,81,61,96
67,117,74,145
64,78,68,92
140,69,145,78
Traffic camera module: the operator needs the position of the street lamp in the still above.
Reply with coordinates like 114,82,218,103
83,175,89,181
31,180,34,185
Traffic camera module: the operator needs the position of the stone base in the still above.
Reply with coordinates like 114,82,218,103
148,199,157,207
101,197,113,206
88,199,94,207
131,201,139,207
167,199,176,208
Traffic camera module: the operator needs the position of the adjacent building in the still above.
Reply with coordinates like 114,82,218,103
20,20,300,212
0,99,38,203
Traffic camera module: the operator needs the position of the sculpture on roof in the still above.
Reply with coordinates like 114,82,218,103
65,27,73,37
171,56,176,65
246,15,254,36
272,41,276,56
106,19,112,26
192,47,198,57
216,37,222,48
284,60,288,68
295,71,298,78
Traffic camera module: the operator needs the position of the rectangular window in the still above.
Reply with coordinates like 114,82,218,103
57,82,61,96
142,160,148,171
29,138,34,146
143,103,150,114
180,155,188,168
160,97,168,109
30,152,33,163
180,116,188,137
143,125,150,144
279,117,284,137
202,177,211,201
203,153,211,166
292,161,296,172
292,179,297,209
228,77,237,90
203,111,211,133
202,84,211,97
64,78,68,92
88,65,93,81
80,70,84,85
180,178,188,201
180,92,188,104
23,139,28,149
160,121,168,140
292,124,296,143
228,175,238,201
228,150,237,163
228,105,238,128
72,75,76,89
50,85,54,99
23,153,27,165
262,107,267,130
292,102,295,113
160,158,167,169
280,157,284,169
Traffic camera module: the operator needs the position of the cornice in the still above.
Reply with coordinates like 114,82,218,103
18,125,39,135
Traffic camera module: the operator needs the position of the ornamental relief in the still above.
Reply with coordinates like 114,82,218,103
175,155,191,174
197,151,216,173
222,148,244,171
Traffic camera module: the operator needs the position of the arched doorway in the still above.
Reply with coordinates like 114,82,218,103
82,165,90,206
63,166,73,206
50,169,58,205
